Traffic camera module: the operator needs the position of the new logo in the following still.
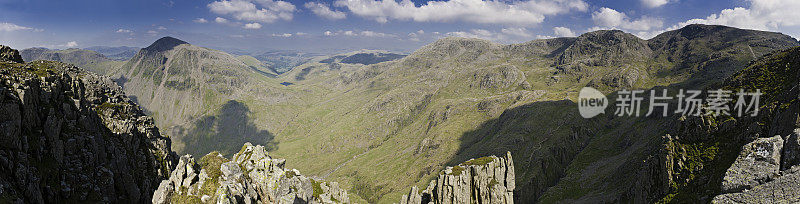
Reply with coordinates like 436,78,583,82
578,87,608,118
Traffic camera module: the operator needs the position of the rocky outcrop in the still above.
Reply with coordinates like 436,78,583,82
0,46,176,203
152,143,350,204
713,166,800,203
720,135,784,193
783,129,800,170
1,45,23,63
399,152,515,204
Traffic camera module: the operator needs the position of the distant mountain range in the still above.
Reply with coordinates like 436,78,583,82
85,46,140,60
19,47,124,75
4,24,800,203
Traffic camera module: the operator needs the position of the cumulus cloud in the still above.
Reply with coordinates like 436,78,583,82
157,26,167,30
592,7,663,31
641,0,668,8
194,18,209,23
272,33,293,37
244,22,262,29
333,0,588,26
501,27,532,38
667,0,800,32
0,22,33,32
215,17,229,23
324,30,396,37
407,30,426,41
553,27,576,37
208,0,296,23
64,41,78,47
305,2,346,20
116,29,132,33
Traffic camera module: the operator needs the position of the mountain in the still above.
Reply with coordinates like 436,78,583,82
254,50,326,74
12,24,799,203
20,47,124,75
111,36,304,157
243,24,798,203
279,50,405,82
85,46,140,60
0,45,176,203
104,25,798,203
236,54,278,77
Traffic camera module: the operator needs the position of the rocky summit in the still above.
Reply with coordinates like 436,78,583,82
0,46,176,203
153,142,351,203
399,152,515,204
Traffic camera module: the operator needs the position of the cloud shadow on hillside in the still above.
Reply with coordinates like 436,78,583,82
180,100,277,157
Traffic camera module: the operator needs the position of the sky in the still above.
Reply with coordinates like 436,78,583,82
1,0,799,54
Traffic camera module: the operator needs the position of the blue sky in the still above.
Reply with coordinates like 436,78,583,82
1,0,799,54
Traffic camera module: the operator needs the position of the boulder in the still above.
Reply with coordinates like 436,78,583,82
721,135,784,193
783,129,800,170
151,180,174,204
713,166,800,203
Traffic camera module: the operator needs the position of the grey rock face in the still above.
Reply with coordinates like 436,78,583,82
713,166,800,203
783,129,800,170
0,46,176,203
153,142,350,203
400,151,515,204
721,135,784,193
152,180,174,204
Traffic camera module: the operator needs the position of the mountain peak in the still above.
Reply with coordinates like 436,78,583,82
144,36,189,52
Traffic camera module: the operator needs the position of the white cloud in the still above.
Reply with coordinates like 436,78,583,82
295,32,308,36
64,41,78,47
147,30,159,35
215,17,229,23
116,29,132,33
305,2,346,20
194,18,209,23
667,0,800,32
157,26,167,30
536,35,555,39
553,26,576,37
408,30,426,41
244,22,262,29
641,0,668,8
208,0,296,23
591,7,663,31
501,27,532,38
360,30,395,37
272,33,293,37
323,30,395,37
446,29,513,42
0,22,33,32
333,0,588,26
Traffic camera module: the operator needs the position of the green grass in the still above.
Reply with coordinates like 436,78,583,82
198,151,229,197
461,156,494,166
311,179,323,200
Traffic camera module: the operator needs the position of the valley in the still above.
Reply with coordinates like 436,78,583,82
4,24,800,203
